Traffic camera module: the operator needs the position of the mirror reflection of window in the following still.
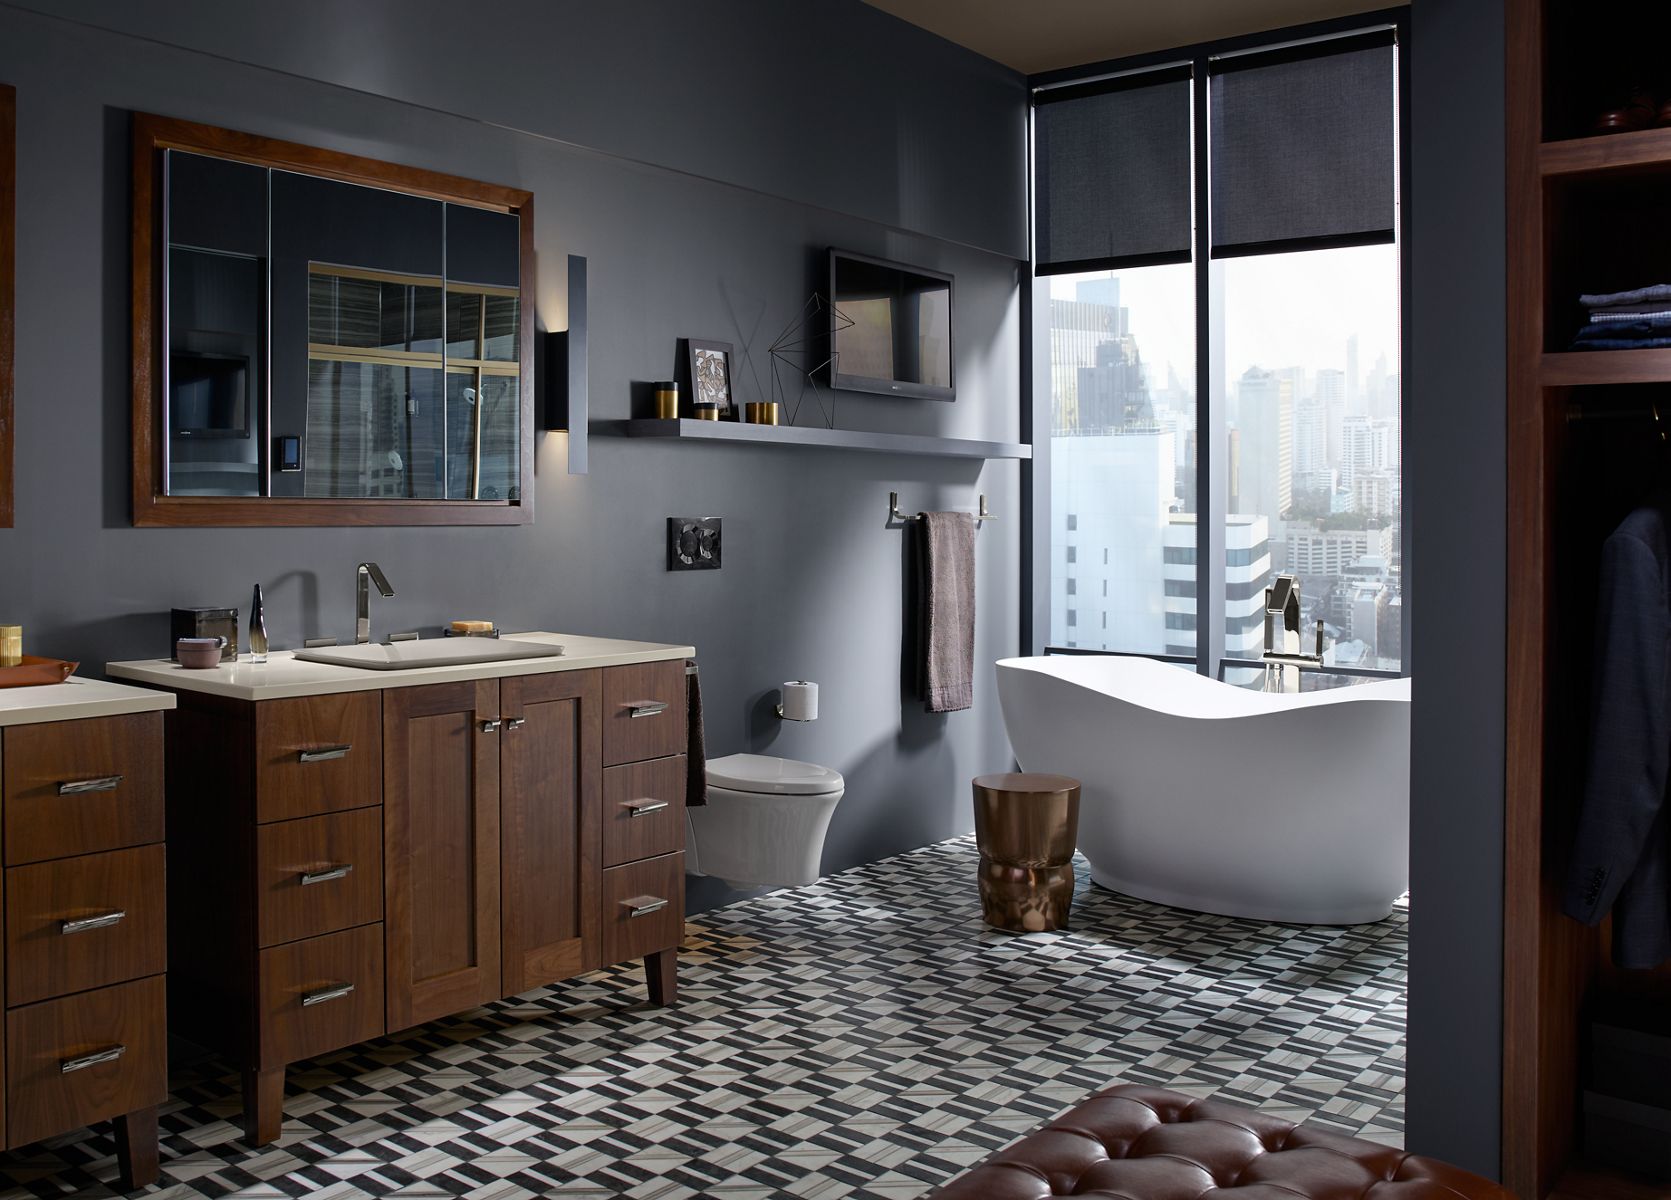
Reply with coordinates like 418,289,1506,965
162,150,523,503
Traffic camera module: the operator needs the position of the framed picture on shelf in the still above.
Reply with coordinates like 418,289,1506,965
686,338,735,418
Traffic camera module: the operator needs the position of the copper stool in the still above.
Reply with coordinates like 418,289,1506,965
971,772,1081,932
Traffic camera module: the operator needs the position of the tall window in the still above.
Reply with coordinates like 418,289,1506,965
1034,21,1404,681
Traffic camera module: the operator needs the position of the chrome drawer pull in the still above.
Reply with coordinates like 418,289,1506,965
57,775,123,796
505,717,526,730
623,798,670,818
300,864,354,887
626,700,669,719
297,745,351,763
480,718,502,733
301,982,355,1007
60,909,127,935
61,1045,126,1074
622,895,668,918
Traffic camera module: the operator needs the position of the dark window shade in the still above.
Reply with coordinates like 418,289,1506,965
1034,71,1192,274
1209,37,1395,257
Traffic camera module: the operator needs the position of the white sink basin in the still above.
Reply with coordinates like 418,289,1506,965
292,638,565,671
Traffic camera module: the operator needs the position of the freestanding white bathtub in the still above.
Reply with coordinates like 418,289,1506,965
995,655,1411,925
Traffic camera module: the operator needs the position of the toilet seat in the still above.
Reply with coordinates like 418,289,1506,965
705,753,843,796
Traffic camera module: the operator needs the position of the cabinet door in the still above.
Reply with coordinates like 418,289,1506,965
383,680,500,1031
500,669,600,994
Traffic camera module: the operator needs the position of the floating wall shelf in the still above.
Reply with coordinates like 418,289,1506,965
602,418,1032,460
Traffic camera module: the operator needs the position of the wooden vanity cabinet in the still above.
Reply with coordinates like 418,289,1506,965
0,712,167,1190
163,659,688,1147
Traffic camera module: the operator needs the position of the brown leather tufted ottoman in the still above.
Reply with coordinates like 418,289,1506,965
930,1084,1512,1199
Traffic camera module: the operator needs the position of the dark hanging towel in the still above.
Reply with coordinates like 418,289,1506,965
1563,496,1671,969
686,664,707,807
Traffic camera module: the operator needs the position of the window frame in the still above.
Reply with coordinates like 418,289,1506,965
1025,9,1411,684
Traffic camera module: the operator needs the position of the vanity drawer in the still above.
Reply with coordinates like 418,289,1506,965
603,756,685,868
257,808,383,948
255,692,382,823
5,844,167,1007
6,975,166,1148
2,713,164,866
601,852,684,965
602,661,686,766
257,923,384,1069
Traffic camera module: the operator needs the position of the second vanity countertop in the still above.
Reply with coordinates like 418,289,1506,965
107,632,696,702
0,676,177,728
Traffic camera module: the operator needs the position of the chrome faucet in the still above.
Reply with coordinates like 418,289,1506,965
355,562,395,644
1262,574,1324,693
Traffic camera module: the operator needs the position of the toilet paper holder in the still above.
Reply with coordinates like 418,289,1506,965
776,680,818,721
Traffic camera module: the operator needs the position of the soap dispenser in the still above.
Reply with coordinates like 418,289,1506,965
249,584,269,663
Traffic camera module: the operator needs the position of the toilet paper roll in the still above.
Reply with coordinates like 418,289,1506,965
780,680,818,722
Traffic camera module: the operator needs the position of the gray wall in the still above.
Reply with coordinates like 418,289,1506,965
0,2,1029,915
1404,0,1505,1177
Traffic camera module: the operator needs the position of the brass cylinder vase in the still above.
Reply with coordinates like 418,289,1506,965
653,381,679,420
971,773,1081,932
744,401,780,425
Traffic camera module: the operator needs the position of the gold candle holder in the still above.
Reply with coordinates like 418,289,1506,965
653,381,679,420
692,405,721,421
744,401,780,425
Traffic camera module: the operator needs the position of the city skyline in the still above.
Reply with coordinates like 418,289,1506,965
1045,243,1401,401
1049,251,1403,674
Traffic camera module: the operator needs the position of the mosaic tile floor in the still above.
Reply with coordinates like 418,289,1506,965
0,836,1407,1200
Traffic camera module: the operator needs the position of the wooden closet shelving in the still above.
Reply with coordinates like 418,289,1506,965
1506,2,1671,1197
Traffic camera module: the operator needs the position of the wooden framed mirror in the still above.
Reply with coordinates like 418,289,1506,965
1,84,14,529
131,114,535,527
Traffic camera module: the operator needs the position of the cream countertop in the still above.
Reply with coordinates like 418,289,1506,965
107,632,696,702
0,676,176,728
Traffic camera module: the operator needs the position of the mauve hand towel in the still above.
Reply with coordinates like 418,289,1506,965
918,511,977,713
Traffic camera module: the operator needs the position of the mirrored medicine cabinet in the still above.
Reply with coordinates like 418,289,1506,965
131,114,535,526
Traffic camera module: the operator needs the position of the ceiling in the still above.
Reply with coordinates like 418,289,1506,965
860,0,1406,75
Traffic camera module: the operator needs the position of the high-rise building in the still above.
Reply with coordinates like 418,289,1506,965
1160,513,1270,661
1352,468,1398,520
1316,367,1345,465
1051,429,1179,651
1341,414,1391,491
1294,394,1327,477
1234,366,1293,525
1345,333,1361,416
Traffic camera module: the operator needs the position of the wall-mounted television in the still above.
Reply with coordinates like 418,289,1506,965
829,249,954,402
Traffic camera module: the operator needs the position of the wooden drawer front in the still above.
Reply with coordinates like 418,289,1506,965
2,713,163,866
257,809,384,948
603,756,685,868
602,661,686,766
257,923,384,1069
6,976,166,1148
5,845,166,1007
256,692,381,824
601,852,684,965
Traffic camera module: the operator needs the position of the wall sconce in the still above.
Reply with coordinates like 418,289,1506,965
540,253,588,475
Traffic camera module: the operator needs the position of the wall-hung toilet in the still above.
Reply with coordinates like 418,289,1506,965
687,753,845,889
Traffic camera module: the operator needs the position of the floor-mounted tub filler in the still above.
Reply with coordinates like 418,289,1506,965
996,654,1411,925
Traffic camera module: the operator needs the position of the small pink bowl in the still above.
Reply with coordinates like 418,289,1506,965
176,637,226,669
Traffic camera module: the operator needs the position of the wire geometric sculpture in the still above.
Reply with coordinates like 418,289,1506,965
766,294,855,429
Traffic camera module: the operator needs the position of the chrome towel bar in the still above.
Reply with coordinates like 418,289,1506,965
888,491,995,524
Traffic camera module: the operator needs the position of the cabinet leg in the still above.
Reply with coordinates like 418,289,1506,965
242,1066,285,1147
113,1106,160,1190
645,948,677,1006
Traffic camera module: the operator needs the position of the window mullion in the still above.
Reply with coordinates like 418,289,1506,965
1193,60,1226,678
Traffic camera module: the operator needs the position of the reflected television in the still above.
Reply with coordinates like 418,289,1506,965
828,249,954,402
